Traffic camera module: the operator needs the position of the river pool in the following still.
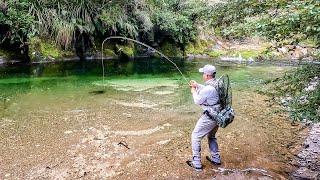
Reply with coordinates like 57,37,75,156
0,58,303,179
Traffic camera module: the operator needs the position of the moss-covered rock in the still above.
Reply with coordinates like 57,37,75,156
28,37,74,61
116,43,136,58
0,49,10,60
103,49,117,57
207,50,227,58
185,40,208,55
40,42,61,59
159,41,183,57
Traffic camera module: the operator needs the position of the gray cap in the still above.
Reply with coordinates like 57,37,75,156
199,64,216,75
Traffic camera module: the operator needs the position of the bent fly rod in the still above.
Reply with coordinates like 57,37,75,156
101,36,190,85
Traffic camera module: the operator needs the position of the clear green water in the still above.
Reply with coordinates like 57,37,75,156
0,58,296,179
0,59,291,147
0,59,291,124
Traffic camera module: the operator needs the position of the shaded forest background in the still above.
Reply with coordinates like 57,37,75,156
0,0,319,60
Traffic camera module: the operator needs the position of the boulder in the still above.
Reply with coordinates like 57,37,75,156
302,56,314,61
295,46,308,56
277,47,288,54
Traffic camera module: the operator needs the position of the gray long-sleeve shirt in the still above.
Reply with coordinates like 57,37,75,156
192,79,220,112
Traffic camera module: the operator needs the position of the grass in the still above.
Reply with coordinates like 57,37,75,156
236,50,262,59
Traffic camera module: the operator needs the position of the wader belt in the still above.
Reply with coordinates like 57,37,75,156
201,103,219,106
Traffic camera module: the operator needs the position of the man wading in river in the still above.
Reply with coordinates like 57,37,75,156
187,64,221,171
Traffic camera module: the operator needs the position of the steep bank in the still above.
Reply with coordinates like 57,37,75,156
2,36,318,63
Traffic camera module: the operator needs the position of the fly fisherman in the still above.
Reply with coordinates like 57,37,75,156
186,64,221,171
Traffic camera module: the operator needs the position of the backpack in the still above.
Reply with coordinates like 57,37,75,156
211,75,235,128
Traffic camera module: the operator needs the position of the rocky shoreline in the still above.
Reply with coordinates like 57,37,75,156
0,54,319,67
290,123,320,179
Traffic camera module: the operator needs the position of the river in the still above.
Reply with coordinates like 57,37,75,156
0,58,304,179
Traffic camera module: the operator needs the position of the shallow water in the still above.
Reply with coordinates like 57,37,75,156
0,58,302,179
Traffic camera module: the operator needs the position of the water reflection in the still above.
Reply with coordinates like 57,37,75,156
0,58,190,78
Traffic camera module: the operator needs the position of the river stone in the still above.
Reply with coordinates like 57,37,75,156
277,47,288,54
290,123,320,179
302,56,314,61
291,167,320,179
64,130,73,134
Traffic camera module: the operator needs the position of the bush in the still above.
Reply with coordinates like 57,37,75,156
211,0,320,46
269,65,320,122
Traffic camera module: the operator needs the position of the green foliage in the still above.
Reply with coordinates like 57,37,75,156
29,0,99,49
209,0,276,28
221,16,259,38
153,10,195,45
313,49,320,59
0,48,13,58
0,0,209,56
40,41,61,59
0,0,34,44
255,1,320,45
151,0,207,45
99,2,138,38
269,65,320,122
211,0,320,46
2,0,320,58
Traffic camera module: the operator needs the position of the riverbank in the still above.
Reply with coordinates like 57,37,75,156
290,123,320,179
1,37,319,64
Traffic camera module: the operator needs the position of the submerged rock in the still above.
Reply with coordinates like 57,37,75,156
114,99,159,109
64,130,73,134
156,139,171,145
